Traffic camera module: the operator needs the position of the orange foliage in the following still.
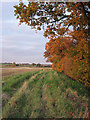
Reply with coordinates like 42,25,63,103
44,30,89,87
14,2,89,87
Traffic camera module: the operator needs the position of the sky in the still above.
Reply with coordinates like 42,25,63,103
0,1,51,64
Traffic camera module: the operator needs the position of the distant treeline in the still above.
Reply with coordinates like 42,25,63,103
1,62,52,67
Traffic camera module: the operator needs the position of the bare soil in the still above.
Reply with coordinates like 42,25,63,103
1,67,51,78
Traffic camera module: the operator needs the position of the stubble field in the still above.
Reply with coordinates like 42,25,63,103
2,67,89,118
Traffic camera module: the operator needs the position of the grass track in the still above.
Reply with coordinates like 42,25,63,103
2,69,89,118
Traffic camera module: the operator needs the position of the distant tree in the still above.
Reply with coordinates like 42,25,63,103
19,64,21,67
37,63,41,67
16,64,19,66
32,63,36,66
12,62,16,67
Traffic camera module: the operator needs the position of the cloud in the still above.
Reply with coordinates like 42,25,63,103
2,22,48,63
1,1,51,64
1,0,27,2
3,19,18,24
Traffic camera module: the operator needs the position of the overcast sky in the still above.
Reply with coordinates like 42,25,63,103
1,1,51,64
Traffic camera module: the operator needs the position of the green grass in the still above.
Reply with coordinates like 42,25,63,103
2,69,89,118
2,71,40,95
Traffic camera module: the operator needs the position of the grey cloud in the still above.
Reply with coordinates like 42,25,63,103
2,2,50,64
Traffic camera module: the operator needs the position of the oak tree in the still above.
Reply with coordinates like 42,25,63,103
14,1,89,87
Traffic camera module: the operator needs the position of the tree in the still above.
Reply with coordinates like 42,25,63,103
12,62,16,67
14,1,89,87
37,63,41,67
14,2,89,37
32,63,36,66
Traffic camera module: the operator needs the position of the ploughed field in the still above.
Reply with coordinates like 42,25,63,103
2,68,89,118
2,67,49,78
